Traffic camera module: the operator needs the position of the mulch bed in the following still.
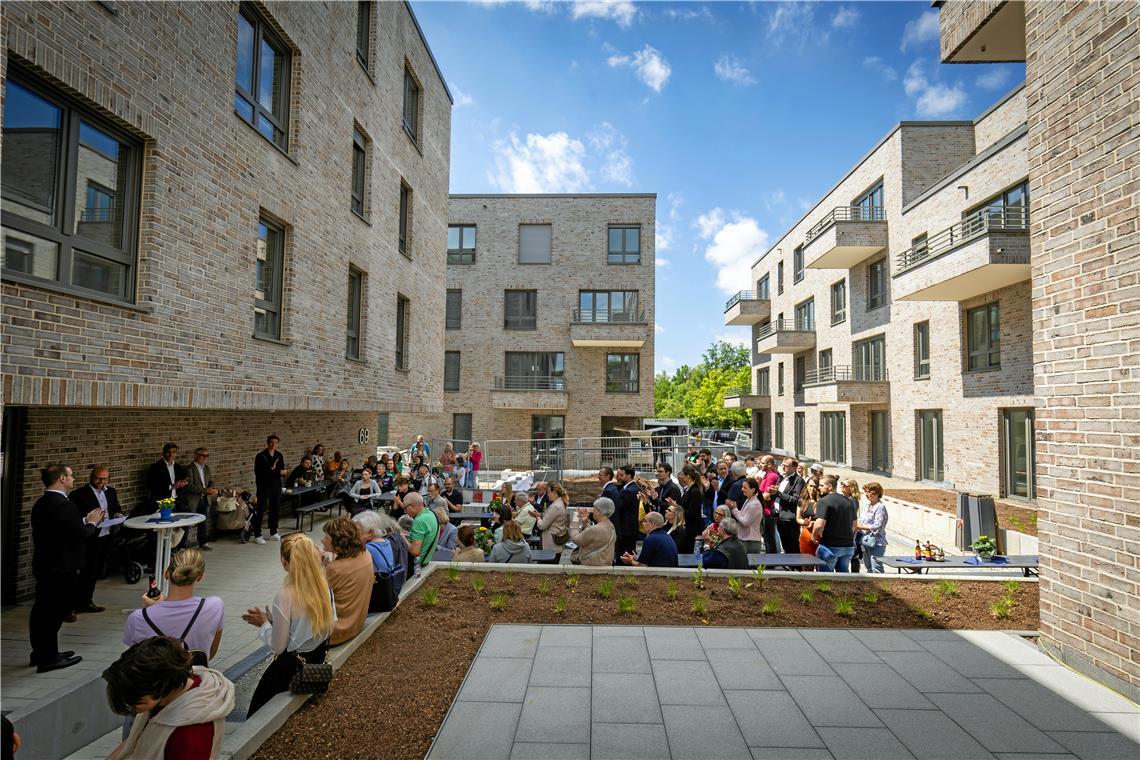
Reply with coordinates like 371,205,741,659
254,571,1038,760
885,488,1039,537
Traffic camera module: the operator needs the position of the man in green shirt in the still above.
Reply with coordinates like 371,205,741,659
404,492,438,570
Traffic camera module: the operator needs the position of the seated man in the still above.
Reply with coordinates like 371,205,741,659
440,477,464,511
700,517,748,570
620,511,678,568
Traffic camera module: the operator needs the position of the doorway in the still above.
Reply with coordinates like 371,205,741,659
871,410,889,472
1003,409,1035,498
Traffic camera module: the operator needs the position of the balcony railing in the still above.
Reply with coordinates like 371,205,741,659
724,290,758,311
804,205,886,244
804,365,889,385
725,384,769,398
572,308,646,323
756,318,815,340
896,207,1028,273
605,380,640,393
495,376,566,391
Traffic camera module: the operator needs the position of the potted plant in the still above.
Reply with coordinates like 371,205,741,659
971,535,997,561
474,526,495,555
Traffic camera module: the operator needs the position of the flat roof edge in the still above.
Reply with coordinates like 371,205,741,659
973,81,1027,124
404,1,453,105
902,123,1028,213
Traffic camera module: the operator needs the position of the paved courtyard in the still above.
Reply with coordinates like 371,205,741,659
428,625,1140,760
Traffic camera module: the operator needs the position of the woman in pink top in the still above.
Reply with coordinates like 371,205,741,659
729,477,765,554
466,443,483,488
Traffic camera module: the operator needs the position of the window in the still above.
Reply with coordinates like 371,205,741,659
867,258,887,310
608,226,640,264
444,351,460,391
606,353,639,393
447,225,476,264
777,362,785,396
504,352,564,390
965,180,1029,224
966,303,1000,370
235,3,291,150
355,1,372,69
794,356,805,393
794,298,815,330
911,233,929,260
578,291,640,322
830,279,846,324
757,368,770,396
818,349,832,376
519,224,552,264
794,413,806,456
793,245,804,283
395,294,409,370
777,261,784,294
774,413,784,449
453,413,472,446
346,267,362,359
852,181,884,220
504,290,537,330
757,275,770,300
821,412,846,463
254,217,285,340
1,74,141,300
853,335,886,381
377,413,389,446
398,182,411,257
914,321,930,378
402,65,420,143
445,289,462,330
918,410,944,481
351,127,368,218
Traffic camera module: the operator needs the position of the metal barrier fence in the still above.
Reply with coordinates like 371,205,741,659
480,435,740,479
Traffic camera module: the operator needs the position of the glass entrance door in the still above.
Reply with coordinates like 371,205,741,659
871,410,889,472
1003,409,1034,498
918,410,943,482
531,415,565,469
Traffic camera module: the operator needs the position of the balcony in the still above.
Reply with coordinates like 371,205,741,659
491,376,568,410
893,208,1030,302
723,291,771,326
723,385,771,410
570,308,648,348
802,365,890,405
755,318,815,354
803,206,888,269
940,0,1025,64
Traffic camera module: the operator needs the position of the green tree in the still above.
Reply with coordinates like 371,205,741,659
655,341,752,428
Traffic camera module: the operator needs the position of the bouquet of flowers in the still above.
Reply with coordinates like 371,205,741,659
474,526,495,555
971,535,997,560
489,494,503,510
156,497,176,512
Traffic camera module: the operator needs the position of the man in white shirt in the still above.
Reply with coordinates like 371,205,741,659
182,447,217,550
70,466,123,615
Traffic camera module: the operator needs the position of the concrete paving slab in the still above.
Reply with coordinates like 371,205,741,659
538,625,593,648
661,705,750,760
875,708,992,759
972,678,1122,733
481,625,541,658
761,637,839,677
429,701,522,760
592,673,662,724
850,630,927,652
510,743,589,760
815,726,916,760
1089,711,1140,743
591,723,671,760
782,675,882,728
457,657,532,702
514,686,590,745
831,663,935,709
1013,663,1140,715
593,635,651,674
697,627,757,649
876,651,982,693
801,629,882,663
918,639,1025,679
750,748,834,760
653,660,727,706
927,693,1069,754
725,690,825,748
530,646,590,688
1045,731,1140,760
706,649,781,690
649,631,709,661
593,626,644,638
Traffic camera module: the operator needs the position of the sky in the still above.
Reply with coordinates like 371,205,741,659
410,0,1025,374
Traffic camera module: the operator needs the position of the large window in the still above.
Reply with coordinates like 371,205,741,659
355,1,372,69
398,182,411,257
254,217,285,340
821,412,846,464
351,127,368,218
346,267,362,359
853,335,886,381
577,291,640,322
444,351,460,391
445,289,462,330
774,413,784,450
757,275,770,300
852,181,884,220
794,298,815,330
757,368,770,396
793,245,804,283
606,353,639,393
914,321,931,378
830,279,846,324
519,224,552,264
777,362,785,396
794,356,805,393
777,261,784,294
235,3,291,150
447,224,476,264
918,410,944,481
2,75,141,301
504,290,537,330
395,294,409,370
505,352,564,390
818,349,832,375
608,226,640,264
402,65,421,143
794,412,806,456
966,303,1000,370
867,257,887,310
965,180,1029,224
453,413,472,446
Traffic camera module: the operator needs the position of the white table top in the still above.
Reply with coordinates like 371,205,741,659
124,512,206,530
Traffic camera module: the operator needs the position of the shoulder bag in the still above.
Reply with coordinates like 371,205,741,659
367,542,398,613
142,598,209,667
288,652,333,694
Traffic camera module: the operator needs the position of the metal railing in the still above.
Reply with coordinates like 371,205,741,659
605,380,640,393
803,364,890,385
896,206,1028,273
480,434,742,477
724,290,763,312
571,308,646,323
756,317,815,340
447,249,475,265
494,376,566,391
805,205,886,244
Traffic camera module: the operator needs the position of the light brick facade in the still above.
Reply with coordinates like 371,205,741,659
736,87,1034,498
0,1,452,599
435,194,656,451
938,0,1140,699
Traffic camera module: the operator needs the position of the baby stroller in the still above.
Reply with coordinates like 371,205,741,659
212,488,253,543
104,506,156,584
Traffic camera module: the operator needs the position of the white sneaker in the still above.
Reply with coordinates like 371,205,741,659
254,536,266,545
270,533,281,541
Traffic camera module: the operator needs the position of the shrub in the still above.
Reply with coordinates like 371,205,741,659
666,579,678,601
565,574,580,589
617,596,637,615
1003,580,1020,595
490,593,509,611
863,591,879,604
914,607,932,621
727,576,742,598
445,565,460,583
596,578,615,599
799,590,814,605
471,576,485,594
420,588,440,608
834,596,855,617
504,571,514,585
815,581,832,593
990,598,1012,619
536,577,552,595
691,594,708,616
934,580,960,598
761,598,780,615
691,566,706,590
554,597,568,615
754,565,765,584
624,575,639,588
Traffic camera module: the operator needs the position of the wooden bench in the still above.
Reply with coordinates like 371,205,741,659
294,498,341,531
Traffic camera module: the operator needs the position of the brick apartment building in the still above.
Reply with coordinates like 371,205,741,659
727,85,1034,499
435,194,656,453
937,0,1139,699
0,1,452,600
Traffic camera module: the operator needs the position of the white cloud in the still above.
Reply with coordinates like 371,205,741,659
713,330,749,349
976,68,1012,90
489,131,590,193
589,122,634,186
655,257,670,267
714,55,756,86
766,3,823,49
659,355,678,372
609,44,672,92
655,322,665,335
450,83,475,107
662,6,713,22
903,60,968,117
698,209,771,294
862,56,898,81
570,0,637,27
831,6,859,28
901,10,941,51
655,192,683,252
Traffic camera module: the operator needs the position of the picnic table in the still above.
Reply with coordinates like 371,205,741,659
433,548,555,564
883,555,1039,577
676,553,825,570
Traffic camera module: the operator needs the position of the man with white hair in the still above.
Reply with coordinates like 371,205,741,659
723,460,748,506
620,511,678,568
699,516,748,569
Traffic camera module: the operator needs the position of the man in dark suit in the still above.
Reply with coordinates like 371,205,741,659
652,463,682,513
69,465,123,615
598,466,621,505
613,465,641,560
146,442,188,508
30,464,103,673
773,457,806,555
252,434,287,543
182,446,216,550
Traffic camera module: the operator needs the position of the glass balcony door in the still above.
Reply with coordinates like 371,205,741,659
1003,409,1035,499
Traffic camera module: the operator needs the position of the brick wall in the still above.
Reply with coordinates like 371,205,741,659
939,0,1007,61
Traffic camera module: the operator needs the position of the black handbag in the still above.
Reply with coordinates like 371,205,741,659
368,543,398,613
288,653,333,694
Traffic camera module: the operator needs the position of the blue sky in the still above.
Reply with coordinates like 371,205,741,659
411,0,1025,373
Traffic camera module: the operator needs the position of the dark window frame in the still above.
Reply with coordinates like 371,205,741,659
504,351,565,390
830,278,846,325
402,64,421,145
820,411,847,464
395,294,410,370
777,261,784,294
518,223,553,264
346,266,363,359
398,181,411,258
777,362,785,396
234,2,292,151
254,216,286,341
757,275,770,300
914,321,931,379
447,224,476,264
757,368,770,396
852,180,884,218
445,289,462,330
605,352,640,393
355,1,373,70
774,412,784,449
794,412,806,457
444,351,461,391
577,290,640,322
966,303,1001,371
794,356,806,393
351,126,368,219
504,289,538,330
867,257,887,311
607,225,641,264
794,297,815,330
793,245,804,283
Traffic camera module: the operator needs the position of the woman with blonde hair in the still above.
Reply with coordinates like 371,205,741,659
434,505,458,552
123,548,224,665
536,481,569,562
663,501,688,552
243,534,334,716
